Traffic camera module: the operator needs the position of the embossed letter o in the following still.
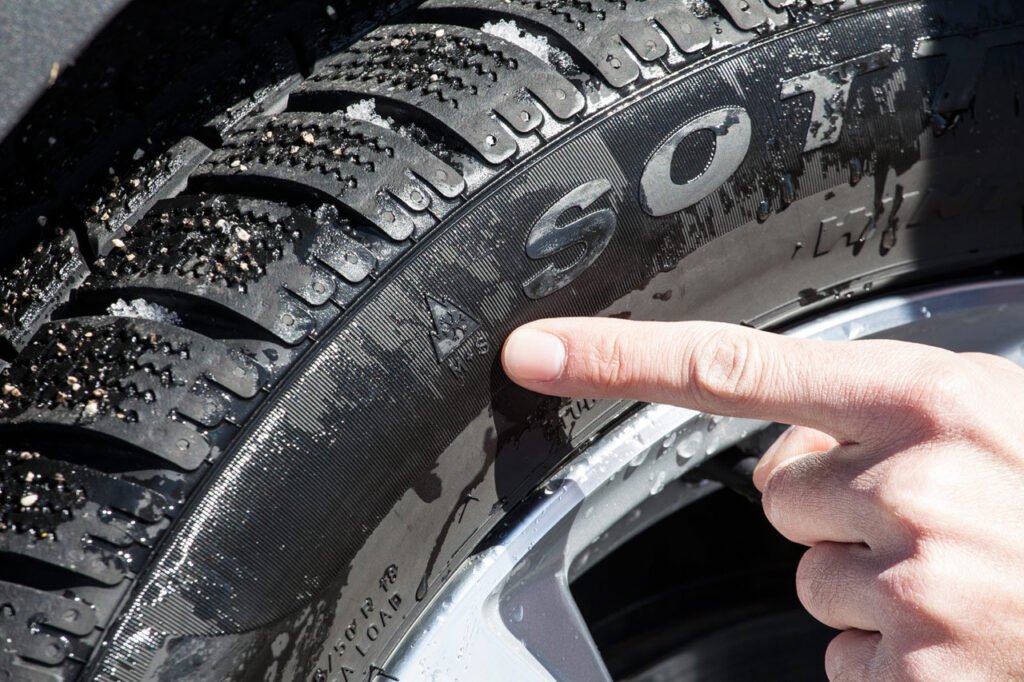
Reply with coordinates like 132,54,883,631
639,106,752,217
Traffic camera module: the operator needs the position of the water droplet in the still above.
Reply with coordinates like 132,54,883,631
675,431,702,461
650,470,667,496
510,604,524,623
881,226,898,251
849,159,864,186
416,575,429,602
780,174,796,206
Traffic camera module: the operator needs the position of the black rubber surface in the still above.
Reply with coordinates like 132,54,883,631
1,1,1022,680
0,0,129,143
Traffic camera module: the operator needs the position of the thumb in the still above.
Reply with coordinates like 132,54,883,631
752,426,840,492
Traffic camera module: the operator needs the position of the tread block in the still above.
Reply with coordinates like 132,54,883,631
3,450,170,524
0,583,97,638
714,0,779,30
421,0,713,86
87,194,353,344
0,637,84,674
0,655,74,682
645,0,713,53
85,138,213,254
0,576,98,676
197,113,466,240
0,230,88,356
312,225,378,284
0,449,171,586
294,23,586,162
0,318,259,470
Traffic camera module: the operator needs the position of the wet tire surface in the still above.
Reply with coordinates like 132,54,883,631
0,0,1023,680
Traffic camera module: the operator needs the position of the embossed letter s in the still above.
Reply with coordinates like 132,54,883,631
523,179,615,300
639,106,752,217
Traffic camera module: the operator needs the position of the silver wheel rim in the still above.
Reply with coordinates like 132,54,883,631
386,278,1024,681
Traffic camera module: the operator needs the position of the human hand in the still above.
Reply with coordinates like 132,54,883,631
501,319,1024,681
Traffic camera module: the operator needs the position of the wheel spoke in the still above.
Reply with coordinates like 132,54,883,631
498,544,611,681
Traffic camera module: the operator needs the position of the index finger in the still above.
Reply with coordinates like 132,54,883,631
501,318,945,444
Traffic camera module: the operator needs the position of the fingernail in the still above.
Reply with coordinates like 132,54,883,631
503,329,566,383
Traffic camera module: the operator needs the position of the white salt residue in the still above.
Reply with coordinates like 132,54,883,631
482,19,575,71
483,19,550,61
345,99,392,129
108,298,181,325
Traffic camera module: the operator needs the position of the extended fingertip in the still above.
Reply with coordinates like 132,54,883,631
502,327,567,384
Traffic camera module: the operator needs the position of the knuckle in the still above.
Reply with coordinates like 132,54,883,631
578,331,632,388
897,648,958,682
871,458,950,537
877,559,936,613
871,468,906,514
686,329,763,405
796,545,843,622
902,359,975,432
961,351,1024,375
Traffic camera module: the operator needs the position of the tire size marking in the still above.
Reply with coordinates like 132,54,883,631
315,564,404,682
814,188,923,257
559,398,598,441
